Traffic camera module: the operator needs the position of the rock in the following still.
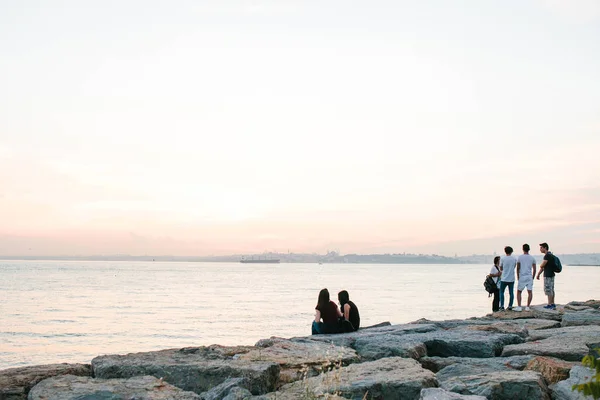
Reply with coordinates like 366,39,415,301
199,378,249,400
549,365,596,399
531,305,564,321
567,300,600,310
464,322,528,338
259,357,437,400
353,334,428,361
441,370,551,399
490,309,536,320
298,323,438,348
524,356,576,384
420,355,534,373
28,375,201,399
222,386,253,400
561,310,600,327
238,337,359,384
0,363,91,400
502,325,600,361
419,387,487,399
564,305,592,312
433,356,536,382
92,346,279,395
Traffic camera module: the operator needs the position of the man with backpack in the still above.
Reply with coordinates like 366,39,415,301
536,242,558,309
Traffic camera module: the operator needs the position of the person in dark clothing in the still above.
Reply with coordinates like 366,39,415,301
338,290,360,331
488,256,502,312
312,288,342,334
536,242,556,309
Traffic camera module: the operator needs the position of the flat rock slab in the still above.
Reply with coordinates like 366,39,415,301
524,356,577,384
420,355,534,373
549,365,596,400
567,300,600,309
28,374,201,399
441,370,551,400
257,357,437,400
561,309,600,327
198,378,251,400
430,356,536,382
92,346,279,395
502,325,600,361
353,330,523,361
238,337,359,384
419,387,487,399
0,363,91,400
298,323,439,348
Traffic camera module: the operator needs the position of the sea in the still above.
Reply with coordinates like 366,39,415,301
1,260,599,370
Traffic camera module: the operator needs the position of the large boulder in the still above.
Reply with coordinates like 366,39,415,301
566,300,600,310
549,365,596,399
441,370,551,399
419,387,486,399
237,337,359,384
353,330,523,361
524,356,576,384
257,357,437,400
502,325,600,361
420,355,534,373
0,363,91,400
92,346,279,395
28,375,201,399
433,356,535,382
561,310,600,327
198,378,251,400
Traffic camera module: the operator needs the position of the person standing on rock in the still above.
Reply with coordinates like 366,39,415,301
514,244,536,312
536,242,556,310
488,256,502,312
312,288,343,334
499,246,517,311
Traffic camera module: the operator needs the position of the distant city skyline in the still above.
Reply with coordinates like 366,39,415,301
1,1,599,257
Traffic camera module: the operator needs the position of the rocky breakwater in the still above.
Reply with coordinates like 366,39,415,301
0,299,598,400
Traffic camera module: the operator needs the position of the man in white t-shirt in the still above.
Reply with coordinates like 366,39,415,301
499,246,517,311
514,243,537,311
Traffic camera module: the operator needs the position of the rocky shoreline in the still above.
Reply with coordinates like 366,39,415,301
2,300,599,400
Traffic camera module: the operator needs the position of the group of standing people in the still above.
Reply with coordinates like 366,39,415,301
488,242,558,312
312,288,360,334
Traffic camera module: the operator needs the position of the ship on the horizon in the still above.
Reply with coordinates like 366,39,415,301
240,255,280,264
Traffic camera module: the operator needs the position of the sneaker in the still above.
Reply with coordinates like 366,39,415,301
507,307,513,311
550,304,556,310
543,304,553,309
499,307,505,311
514,306,522,312
525,306,530,311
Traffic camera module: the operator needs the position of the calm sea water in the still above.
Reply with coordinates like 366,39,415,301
1,260,599,370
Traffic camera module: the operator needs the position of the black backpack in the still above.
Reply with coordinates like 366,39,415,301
484,275,497,296
553,254,563,273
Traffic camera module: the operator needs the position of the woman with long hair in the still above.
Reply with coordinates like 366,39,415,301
338,290,360,332
312,288,342,334
489,256,502,312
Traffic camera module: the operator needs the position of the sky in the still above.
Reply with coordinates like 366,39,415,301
1,0,599,256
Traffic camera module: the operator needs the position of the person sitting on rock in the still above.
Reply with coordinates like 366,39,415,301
338,290,360,332
312,288,342,334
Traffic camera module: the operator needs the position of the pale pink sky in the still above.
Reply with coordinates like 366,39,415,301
1,1,599,256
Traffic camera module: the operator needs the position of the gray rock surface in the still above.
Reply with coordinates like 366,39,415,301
239,337,359,384
562,309,600,327
420,355,534,373
199,378,249,400
419,387,487,399
433,356,536,382
441,370,551,400
502,325,600,361
222,386,253,400
550,365,595,400
92,346,279,395
258,357,437,400
28,375,201,399
567,300,600,310
0,363,91,400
